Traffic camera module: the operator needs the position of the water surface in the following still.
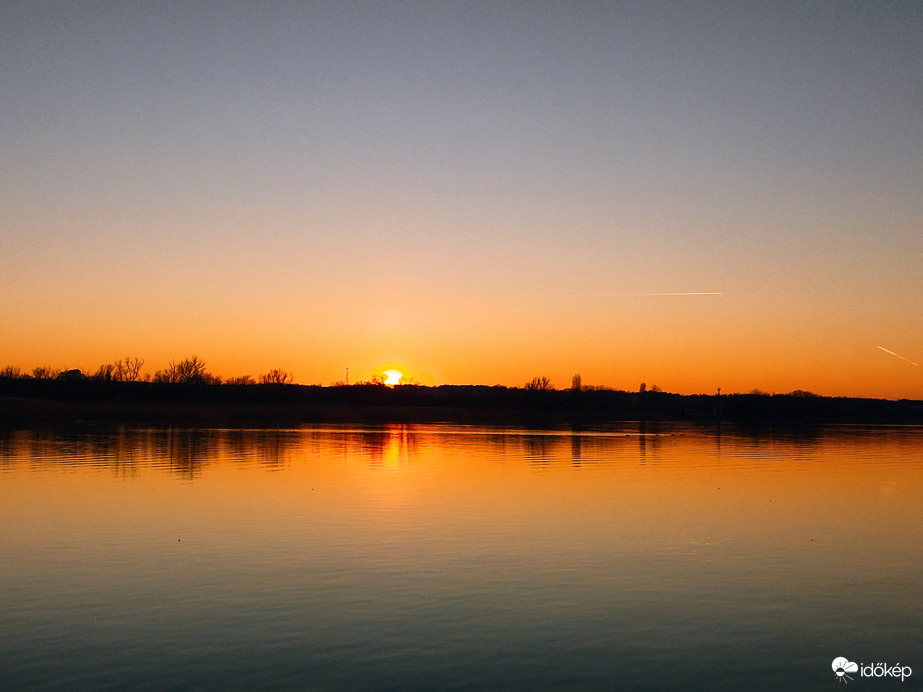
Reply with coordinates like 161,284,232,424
1,424,920,690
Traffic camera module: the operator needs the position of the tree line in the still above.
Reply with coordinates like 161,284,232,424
1,360,668,394
0,356,293,386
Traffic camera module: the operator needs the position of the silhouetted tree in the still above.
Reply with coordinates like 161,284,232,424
93,363,116,381
525,376,553,391
227,375,255,385
32,366,60,380
154,355,208,384
259,369,293,384
152,369,172,383
57,369,86,382
0,366,22,379
114,357,144,382
639,382,646,393
571,373,582,391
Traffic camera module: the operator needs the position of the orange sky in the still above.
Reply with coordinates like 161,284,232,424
3,260,919,397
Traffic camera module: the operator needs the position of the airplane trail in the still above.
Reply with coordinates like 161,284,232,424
876,346,919,367
614,292,724,297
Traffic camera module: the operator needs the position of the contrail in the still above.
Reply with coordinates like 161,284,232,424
613,292,724,297
876,346,919,367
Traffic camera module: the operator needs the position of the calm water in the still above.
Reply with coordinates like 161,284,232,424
1,423,920,691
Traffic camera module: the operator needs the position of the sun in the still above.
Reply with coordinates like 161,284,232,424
382,369,403,386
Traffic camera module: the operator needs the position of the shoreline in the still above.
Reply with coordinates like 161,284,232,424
2,385,921,427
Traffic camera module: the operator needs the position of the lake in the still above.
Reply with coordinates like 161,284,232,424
1,423,920,690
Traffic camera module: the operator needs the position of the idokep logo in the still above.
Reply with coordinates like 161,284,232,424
832,657,913,684
833,658,859,683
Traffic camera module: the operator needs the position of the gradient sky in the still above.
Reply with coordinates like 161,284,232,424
2,1,921,397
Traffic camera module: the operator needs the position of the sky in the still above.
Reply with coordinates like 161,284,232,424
2,1,921,398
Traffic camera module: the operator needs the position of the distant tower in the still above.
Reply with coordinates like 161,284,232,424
346,368,349,385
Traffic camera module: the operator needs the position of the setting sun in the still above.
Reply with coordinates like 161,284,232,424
382,369,403,386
